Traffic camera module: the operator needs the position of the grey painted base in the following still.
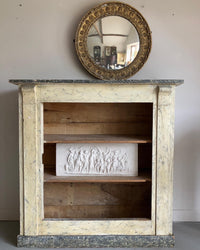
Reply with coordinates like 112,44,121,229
17,235,175,248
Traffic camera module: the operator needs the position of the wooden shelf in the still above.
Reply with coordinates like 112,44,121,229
44,169,151,183
44,134,152,144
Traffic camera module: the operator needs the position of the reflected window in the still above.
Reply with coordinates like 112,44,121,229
126,42,139,66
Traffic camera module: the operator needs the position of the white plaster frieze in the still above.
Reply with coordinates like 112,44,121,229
56,143,138,176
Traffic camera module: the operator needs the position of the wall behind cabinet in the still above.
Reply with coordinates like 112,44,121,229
0,0,200,221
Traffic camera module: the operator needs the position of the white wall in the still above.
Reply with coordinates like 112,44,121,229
0,0,200,221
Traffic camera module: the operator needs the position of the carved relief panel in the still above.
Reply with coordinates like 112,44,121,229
56,143,138,176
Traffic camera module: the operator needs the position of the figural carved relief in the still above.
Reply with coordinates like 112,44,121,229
56,143,138,176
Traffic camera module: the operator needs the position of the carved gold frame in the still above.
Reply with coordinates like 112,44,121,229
75,2,152,80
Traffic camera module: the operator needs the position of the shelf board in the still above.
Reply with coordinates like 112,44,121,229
44,134,152,144
44,169,151,183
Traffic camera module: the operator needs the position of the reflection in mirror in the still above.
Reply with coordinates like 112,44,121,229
87,16,139,70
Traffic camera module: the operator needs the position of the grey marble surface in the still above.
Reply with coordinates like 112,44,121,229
17,235,175,248
9,79,184,86
1,222,200,249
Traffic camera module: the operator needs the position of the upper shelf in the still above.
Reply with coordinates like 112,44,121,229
44,134,152,144
9,79,184,86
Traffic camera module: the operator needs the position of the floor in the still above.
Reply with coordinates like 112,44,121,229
0,222,200,250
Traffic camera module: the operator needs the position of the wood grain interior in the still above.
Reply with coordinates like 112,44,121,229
43,143,152,219
44,103,152,136
44,182,151,219
43,102,153,219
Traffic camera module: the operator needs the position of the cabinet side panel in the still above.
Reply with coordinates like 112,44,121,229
36,103,44,224
156,86,175,235
22,86,38,235
150,100,158,234
19,87,24,235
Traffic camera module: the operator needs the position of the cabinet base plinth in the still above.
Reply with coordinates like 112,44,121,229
17,235,175,248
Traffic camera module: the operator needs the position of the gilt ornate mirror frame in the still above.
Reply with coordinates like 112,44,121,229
75,1,152,80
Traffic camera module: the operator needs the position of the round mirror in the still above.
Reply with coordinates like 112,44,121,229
75,2,151,80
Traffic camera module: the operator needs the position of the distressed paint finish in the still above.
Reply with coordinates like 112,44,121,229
39,220,153,236
12,80,182,241
156,86,175,235
36,102,44,225
37,84,156,103
21,86,39,235
150,99,158,232
37,83,156,236
20,86,44,235
18,88,24,235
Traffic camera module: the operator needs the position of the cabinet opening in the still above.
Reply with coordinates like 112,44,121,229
42,102,153,219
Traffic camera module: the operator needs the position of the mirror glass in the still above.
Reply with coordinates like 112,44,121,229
87,16,139,70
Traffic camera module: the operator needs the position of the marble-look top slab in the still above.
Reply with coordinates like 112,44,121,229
9,79,184,86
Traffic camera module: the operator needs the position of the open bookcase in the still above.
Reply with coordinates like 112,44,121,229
43,103,152,219
10,79,183,247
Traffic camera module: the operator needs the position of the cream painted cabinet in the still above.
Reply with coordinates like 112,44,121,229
10,79,183,248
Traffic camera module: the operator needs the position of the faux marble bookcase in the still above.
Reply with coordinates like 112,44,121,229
10,79,183,248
